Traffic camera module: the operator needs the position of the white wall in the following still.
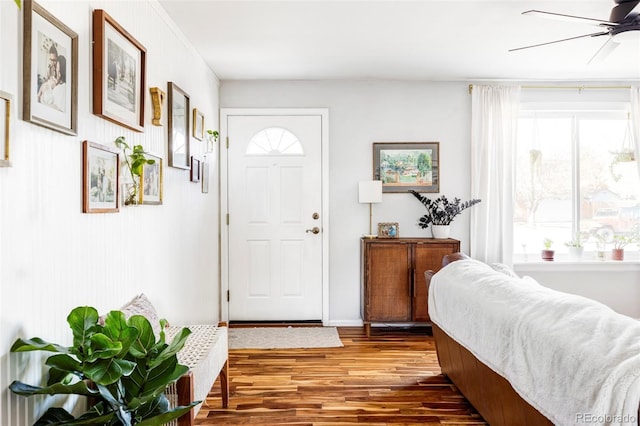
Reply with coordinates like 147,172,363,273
221,80,640,324
220,80,473,325
0,1,220,424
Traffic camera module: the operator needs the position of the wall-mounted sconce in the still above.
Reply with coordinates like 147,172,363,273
149,87,165,126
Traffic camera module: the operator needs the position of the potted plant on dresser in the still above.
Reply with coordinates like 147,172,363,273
409,190,481,239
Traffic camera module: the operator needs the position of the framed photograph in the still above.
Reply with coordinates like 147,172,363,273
378,222,399,238
0,91,11,167
23,0,78,135
140,153,162,205
190,156,200,182
82,141,119,213
92,9,146,132
373,142,439,193
201,161,209,193
168,82,190,169
193,108,204,141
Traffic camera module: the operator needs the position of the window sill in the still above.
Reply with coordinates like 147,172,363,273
513,253,640,272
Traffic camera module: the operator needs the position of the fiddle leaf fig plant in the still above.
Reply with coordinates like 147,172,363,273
114,136,155,206
9,306,199,425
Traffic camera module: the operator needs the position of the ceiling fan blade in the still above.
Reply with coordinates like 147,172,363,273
587,36,621,64
610,1,640,23
509,32,610,52
523,10,615,27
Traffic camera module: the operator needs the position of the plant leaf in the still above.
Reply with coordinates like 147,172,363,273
103,311,139,356
67,306,100,353
9,380,99,397
128,315,157,357
84,357,136,386
45,353,82,375
85,333,123,363
139,357,188,401
10,337,67,353
136,403,200,426
148,327,191,369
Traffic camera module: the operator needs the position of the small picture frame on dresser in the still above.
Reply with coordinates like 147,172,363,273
378,222,399,238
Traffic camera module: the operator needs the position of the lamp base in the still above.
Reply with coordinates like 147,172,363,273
362,234,378,239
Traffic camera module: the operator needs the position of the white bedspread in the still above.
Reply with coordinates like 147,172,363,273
429,259,640,426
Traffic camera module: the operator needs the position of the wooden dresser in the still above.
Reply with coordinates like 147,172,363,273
360,237,460,336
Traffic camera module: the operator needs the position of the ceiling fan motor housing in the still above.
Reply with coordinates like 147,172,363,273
610,0,640,23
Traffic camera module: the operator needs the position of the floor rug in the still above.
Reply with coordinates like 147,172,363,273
229,326,344,349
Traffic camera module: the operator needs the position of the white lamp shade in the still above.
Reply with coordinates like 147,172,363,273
358,181,383,203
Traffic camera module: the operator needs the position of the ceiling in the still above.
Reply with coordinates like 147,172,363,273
158,0,640,81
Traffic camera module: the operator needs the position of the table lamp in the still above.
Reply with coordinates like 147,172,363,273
358,180,383,238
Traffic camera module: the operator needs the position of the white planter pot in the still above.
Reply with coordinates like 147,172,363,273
568,246,584,259
431,225,451,239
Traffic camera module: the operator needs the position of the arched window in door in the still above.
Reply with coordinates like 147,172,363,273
246,127,304,155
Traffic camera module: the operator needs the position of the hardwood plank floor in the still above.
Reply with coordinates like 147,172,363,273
196,327,487,425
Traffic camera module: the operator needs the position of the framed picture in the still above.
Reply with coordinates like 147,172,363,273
190,156,200,182
92,9,146,132
201,161,209,193
193,108,204,141
23,0,78,135
140,153,162,205
168,82,190,169
82,141,119,213
373,142,440,193
378,222,399,238
0,91,11,167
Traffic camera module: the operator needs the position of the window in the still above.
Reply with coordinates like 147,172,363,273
514,105,639,259
246,127,303,156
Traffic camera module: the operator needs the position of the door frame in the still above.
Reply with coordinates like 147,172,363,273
219,108,330,325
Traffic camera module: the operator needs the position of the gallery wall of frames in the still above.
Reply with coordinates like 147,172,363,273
0,2,220,424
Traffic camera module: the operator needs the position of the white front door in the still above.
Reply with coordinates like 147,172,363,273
223,111,326,322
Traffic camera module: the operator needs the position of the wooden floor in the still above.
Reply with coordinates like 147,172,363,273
195,326,487,425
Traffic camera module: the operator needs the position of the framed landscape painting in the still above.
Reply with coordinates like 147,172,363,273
92,9,146,132
82,141,119,213
23,0,78,135
373,142,440,193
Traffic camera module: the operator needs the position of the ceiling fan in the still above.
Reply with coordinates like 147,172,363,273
510,0,640,62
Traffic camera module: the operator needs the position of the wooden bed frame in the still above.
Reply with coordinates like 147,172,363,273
425,253,553,426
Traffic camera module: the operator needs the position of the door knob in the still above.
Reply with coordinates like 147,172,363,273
306,227,320,234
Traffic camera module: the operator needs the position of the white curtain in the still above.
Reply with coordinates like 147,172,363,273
630,86,640,178
470,85,521,264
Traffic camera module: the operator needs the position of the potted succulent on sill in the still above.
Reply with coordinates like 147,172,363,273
9,306,199,425
115,136,155,206
564,233,584,259
611,235,635,261
541,238,554,261
409,190,481,239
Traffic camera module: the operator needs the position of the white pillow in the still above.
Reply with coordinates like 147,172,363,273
117,293,163,337
489,262,519,278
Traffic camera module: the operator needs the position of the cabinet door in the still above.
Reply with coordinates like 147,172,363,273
413,242,460,321
365,243,411,322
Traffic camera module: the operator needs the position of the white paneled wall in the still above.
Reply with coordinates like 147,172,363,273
0,1,220,424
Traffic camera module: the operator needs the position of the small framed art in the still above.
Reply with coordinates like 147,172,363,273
201,161,209,193
378,222,399,238
373,142,440,193
193,108,204,141
190,156,200,182
140,153,162,205
0,91,12,167
92,9,146,132
168,82,190,169
23,0,78,135
82,141,119,213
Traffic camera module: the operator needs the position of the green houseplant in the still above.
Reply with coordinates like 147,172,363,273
115,136,155,206
409,190,481,238
9,306,199,425
541,238,554,261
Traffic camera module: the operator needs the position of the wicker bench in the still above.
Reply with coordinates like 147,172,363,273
165,324,229,426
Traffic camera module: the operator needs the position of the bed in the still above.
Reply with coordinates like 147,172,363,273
425,253,640,426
